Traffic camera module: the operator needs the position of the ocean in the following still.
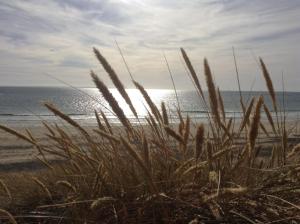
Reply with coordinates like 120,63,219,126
0,87,300,127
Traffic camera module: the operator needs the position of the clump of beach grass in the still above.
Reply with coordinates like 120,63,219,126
0,48,299,224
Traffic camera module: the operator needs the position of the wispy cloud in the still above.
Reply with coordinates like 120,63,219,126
0,0,299,90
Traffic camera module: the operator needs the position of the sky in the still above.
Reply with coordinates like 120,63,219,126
0,0,300,91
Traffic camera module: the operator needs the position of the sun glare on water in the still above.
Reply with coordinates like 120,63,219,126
86,88,174,119
115,89,173,117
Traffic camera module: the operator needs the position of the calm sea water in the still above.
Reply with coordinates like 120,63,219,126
0,87,300,127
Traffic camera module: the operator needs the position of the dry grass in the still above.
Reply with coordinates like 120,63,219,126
91,71,132,131
0,48,299,224
204,58,221,128
180,48,204,99
260,58,277,112
248,96,263,154
93,48,138,118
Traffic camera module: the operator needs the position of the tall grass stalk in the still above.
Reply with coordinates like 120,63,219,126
93,48,138,119
0,48,299,223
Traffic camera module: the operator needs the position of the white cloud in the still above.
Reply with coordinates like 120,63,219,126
0,0,299,90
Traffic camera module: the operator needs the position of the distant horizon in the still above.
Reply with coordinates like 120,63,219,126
0,85,299,93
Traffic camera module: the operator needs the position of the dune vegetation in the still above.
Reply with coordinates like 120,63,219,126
0,48,299,223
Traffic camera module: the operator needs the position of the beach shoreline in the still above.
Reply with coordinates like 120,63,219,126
1,120,299,172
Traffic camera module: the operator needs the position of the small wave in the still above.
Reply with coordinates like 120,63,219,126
0,113,89,117
181,110,207,113
0,113,51,117
68,113,87,116
181,110,245,114
0,113,15,116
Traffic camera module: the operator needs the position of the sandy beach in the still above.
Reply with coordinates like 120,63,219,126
1,120,299,172
0,124,96,172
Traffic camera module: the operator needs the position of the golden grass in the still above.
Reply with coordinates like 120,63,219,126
180,48,204,98
44,103,89,137
263,103,277,134
217,87,226,122
204,58,221,127
248,96,263,152
91,71,132,131
195,124,205,161
260,58,277,112
161,102,169,126
133,80,162,122
93,48,138,118
0,48,299,223
239,97,255,132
